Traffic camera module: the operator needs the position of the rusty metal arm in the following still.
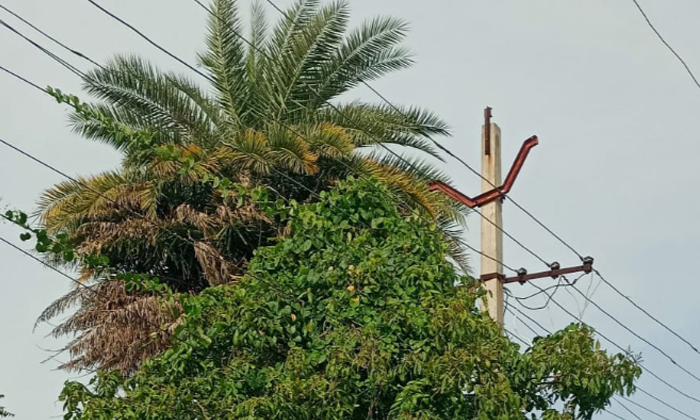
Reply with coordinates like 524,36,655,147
429,136,539,208
481,258,594,285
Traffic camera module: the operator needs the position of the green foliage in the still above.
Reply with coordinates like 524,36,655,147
37,0,469,374
59,179,640,419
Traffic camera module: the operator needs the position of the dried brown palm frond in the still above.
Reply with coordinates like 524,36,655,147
40,279,181,375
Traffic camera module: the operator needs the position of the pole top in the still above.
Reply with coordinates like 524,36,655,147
484,107,493,156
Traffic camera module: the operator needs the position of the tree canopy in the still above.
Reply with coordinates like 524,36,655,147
59,179,640,419
35,0,468,373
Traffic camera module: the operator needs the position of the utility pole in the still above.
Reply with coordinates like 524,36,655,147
429,108,594,328
481,108,504,326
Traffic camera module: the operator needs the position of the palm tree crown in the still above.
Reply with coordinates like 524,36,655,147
37,0,467,374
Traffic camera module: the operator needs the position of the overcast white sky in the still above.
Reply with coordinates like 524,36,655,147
1,0,700,418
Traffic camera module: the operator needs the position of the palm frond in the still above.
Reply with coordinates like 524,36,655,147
266,0,321,58
243,0,271,126
305,122,355,158
314,102,450,160
312,16,412,105
219,129,273,174
266,124,319,175
198,0,247,125
81,56,216,144
267,0,349,119
37,171,153,233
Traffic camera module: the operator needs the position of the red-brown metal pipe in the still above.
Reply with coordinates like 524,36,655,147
429,135,539,209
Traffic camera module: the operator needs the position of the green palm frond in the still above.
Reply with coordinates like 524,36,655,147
83,57,208,136
243,0,271,126
312,16,412,105
198,0,247,125
266,0,321,59
314,102,449,160
268,0,349,119
37,171,154,233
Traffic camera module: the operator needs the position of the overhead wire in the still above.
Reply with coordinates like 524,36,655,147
565,277,700,385
0,4,101,68
522,280,700,414
84,0,213,84
629,0,700,89
510,299,697,420
0,17,84,78
613,397,644,420
594,269,700,354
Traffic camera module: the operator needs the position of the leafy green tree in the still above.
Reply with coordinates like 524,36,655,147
59,179,640,419
0,395,13,418
36,0,467,374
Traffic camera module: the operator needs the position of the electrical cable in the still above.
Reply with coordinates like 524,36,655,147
0,18,84,78
594,269,700,354
84,0,213,84
565,278,700,386
521,281,700,413
636,388,695,420
0,63,45,93
630,0,700,89
613,397,643,420
0,4,102,68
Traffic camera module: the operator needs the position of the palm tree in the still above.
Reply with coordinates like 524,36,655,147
36,0,468,374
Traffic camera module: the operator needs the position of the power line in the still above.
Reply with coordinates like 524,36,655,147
614,398,643,420
0,17,84,78
636,387,696,420
630,0,700,90
0,4,102,68
0,63,44,93
594,269,700,355
566,278,700,386
606,409,632,420
83,0,213,84
520,281,700,413
504,305,540,339
509,299,698,420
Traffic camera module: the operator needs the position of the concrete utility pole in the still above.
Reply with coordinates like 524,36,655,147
429,108,594,328
480,108,504,326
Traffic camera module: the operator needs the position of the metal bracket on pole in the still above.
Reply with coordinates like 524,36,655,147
481,257,594,285
429,135,539,209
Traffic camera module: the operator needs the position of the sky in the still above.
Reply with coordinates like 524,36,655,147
1,0,699,418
